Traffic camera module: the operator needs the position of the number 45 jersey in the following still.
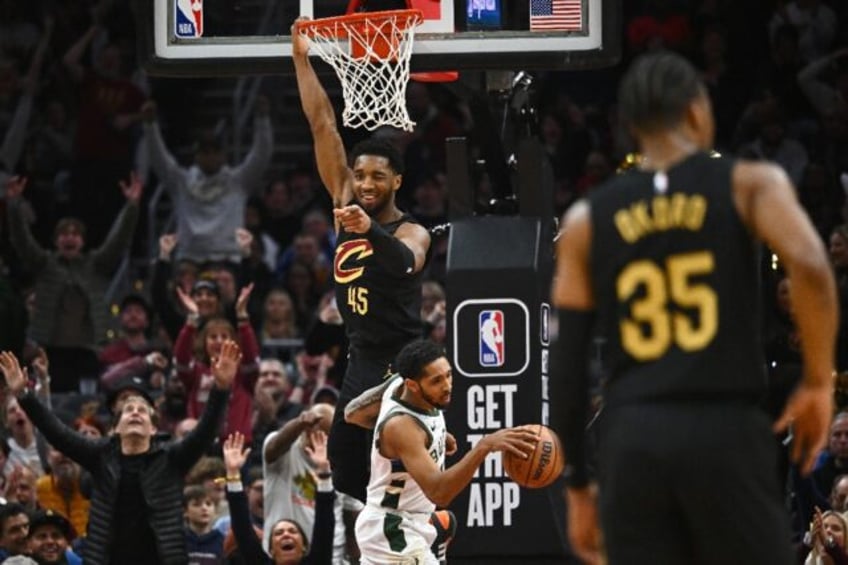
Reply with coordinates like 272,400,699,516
333,213,425,353
588,151,765,406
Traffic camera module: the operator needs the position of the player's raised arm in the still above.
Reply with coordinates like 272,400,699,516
291,18,353,207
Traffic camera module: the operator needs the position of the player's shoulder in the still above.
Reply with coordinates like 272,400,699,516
732,157,790,186
396,218,430,237
559,199,591,231
379,409,427,438
731,158,793,203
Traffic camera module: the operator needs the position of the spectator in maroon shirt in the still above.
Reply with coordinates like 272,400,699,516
99,293,169,393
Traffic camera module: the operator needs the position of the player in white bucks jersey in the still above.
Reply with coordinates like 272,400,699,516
344,339,538,564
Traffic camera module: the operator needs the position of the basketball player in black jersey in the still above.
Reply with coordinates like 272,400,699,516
551,52,838,565
292,23,432,503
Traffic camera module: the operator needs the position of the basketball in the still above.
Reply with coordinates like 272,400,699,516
503,424,565,489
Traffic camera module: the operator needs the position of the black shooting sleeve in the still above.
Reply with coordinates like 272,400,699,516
367,221,415,275
549,308,596,489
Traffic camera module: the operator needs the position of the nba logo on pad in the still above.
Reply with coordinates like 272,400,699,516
175,0,203,38
454,298,529,377
479,310,505,367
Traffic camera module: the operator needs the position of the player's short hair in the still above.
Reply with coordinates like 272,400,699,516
350,137,405,175
394,339,445,382
618,51,706,135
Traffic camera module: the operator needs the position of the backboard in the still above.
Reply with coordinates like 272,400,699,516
135,0,621,76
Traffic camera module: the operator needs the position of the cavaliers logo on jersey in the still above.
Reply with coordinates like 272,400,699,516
334,239,374,284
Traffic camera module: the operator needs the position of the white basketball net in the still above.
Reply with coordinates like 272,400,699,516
299,10,423,132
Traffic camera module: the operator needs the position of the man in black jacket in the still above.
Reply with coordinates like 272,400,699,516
0,340,242,565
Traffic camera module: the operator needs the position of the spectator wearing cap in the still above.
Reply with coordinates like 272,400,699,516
3,174,143,393
35,443,90,540
173,278,260,445
103,375,156,422
0,502,30,560
311,385,340,407
142,93,273,264
27,509,81,564
191,279,225,318
99,293,169,393
0,342,241,565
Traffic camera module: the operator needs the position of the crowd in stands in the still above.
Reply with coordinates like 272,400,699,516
0,0,846,563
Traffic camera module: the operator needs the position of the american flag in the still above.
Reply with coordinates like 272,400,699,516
529,0,582,31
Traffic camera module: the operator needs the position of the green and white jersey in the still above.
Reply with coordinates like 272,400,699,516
366,375,447,515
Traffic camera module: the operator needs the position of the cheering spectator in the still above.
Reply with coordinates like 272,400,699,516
4,173,142,393
0,341,241,564
98,293,169,392
173,284,260,443
224,431,334,565
142,95,273,263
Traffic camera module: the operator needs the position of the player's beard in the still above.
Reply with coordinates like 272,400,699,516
420,387,449,411
359,192,390,218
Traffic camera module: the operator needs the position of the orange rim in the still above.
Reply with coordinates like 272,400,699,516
410,71,459,82
295,9,424,39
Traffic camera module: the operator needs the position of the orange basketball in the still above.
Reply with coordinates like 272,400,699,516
503,424,565,489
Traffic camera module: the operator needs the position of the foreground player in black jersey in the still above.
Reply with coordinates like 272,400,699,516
551,51,838,565
292,20,431,503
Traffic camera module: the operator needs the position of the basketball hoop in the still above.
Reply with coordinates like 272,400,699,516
295,10,424,132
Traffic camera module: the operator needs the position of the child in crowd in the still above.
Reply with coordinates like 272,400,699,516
184,484,225,565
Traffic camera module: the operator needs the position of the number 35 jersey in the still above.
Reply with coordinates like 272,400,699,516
334,213,424,352
587,151,764,405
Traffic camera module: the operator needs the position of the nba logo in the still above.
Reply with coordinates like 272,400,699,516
479,310,505,367
175,0,203,38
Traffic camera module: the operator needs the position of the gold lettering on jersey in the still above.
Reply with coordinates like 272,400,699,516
334,239,374,284
614,194,707,243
